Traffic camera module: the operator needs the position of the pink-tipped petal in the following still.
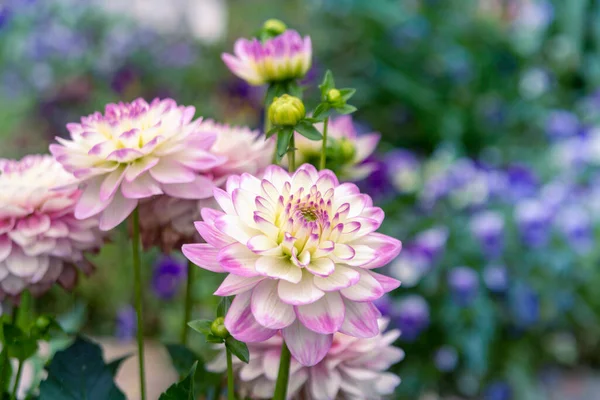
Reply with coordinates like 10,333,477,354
182,243,225,273
224,291,277,342
98,191,137,231
295,292,345,334
339,299,381,338
217,243,260,277
283,319,333,367
214,274,265,296
251,279,296,329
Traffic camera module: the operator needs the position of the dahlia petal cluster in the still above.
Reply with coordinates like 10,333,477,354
0,155,103,298
136,120,274,252
294,116,381,181
183,163,401,366
208,319,404,400
222,30,312,86
49,98,226,231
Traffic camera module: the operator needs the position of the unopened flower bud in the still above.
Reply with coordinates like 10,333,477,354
339,138,356,161
35,316,51,330
211,316,229,339
263,19,287,36
326,88,342,105
269,95,305,126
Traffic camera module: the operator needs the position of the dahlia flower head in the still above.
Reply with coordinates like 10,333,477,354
207,318,404,400
183,163,402,366
137,120,274,252
49,98,226,231
222,29,312,86
294,116,381,181
0,155,103,298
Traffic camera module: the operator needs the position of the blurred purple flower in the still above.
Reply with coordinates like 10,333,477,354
448,266,479,306
374,294,394,317
470,210,504,258
396,295,430,341
505,165,538,201
389,247,430,288
111,66,138,94
510,282,539,328
484,381,512,400
434,346,459,372
152,256,187,300
514,199,552,247
556,206,593,253
358,157,393,202
483,264,508,293
0,5,11,29
115,305,136,341
386,149,420,194
545,110,579,139
413,226,449,262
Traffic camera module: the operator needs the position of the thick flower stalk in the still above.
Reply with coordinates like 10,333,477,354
222,30,312,86
207,318,404,399
183,163,401,366
49,98,225,231
137,120,274,252
294,116,381,181
0,155,103,298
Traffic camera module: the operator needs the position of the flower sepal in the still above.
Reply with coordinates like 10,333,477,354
313,70,357,119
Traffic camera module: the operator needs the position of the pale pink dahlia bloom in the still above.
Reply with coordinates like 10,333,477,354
0,155,103,298
137,120,274,252
49,98,226,231
294,116,381,181
222,30,312,86
183,163,401,366
208,318,404,400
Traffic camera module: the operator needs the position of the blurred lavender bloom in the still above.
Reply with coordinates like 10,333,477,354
414,226,449,262
0,5,11,29
358,157,394,202
448,266,479,306
514,0,553,31
484,381,512,400
514,199,552,247
386,149,421,194
389,247,430,288
396,295,430,341
434,346,459,372
510,282,539,328
115,305,136,341
152,256,187,300
111,65,138,94
373,295,394,317
159,42,197,68
483,264,508,293
505,165,538,201
470,210,504,258
556,206,593,253
545,110,579,139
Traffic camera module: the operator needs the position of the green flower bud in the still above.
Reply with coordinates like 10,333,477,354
35,316,51,330
263,19,287,36
326,88,342,106
338,138,356,162
269,94,305,126
211,317,229,339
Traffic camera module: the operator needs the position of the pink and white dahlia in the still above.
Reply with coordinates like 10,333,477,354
208,318,404,400
183,163,401,366
294,116,381,181
137,120,274,252
49,98,226,231
0,155,103,298
222,30,312,86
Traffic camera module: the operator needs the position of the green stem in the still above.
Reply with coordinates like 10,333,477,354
11,359,23,399
272,341,292,400
319,117,329,170
131,208,147,400
181,260,194,345
226,348,235,400
288,134,296,173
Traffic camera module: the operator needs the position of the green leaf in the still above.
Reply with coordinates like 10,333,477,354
106,354,130,377
225,337,249,363
206,334,224,344
338,88,356,102
2,323,37,361
295,121,323,141
285,81,303,99
217,297,231,318
164,343,220,396
0,350,12,393
265,126,280,139
187,319,212,336
312,103,331,119
159,362,197,400
39,336,125,400
276,127,293,158
335,104,357,115
265,83,285,109
319,70,335,98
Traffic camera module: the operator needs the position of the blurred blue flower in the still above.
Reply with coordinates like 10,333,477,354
470,210,505,258
505,165,538,202
545,110,579,139
483,381,512,400
448,266,479,306
115,305,136,341
0,6,11,30
374,294,393,317
111,65,138,94
413,226,449,262
395,295,430,341
483,264,508,293
359,157,393,202
385,149,420,194
510,282,539,328
389,247,430,288
152,256,187,300
434,345,459,372
514,199,552,247
556,206,593,253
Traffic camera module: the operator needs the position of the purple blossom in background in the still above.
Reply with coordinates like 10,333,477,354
483,264,508,293
115,305,136,341
448,266,479,306
510,282,539,328
396,295,430,341
359,157,393,202
470,210,505,258
373,295,394,317
484,381,512,400
505,165,538,202
0,5,11,29
556,206,593,253
515,199,552,247
111,65,138,94
389,247,430,288
413,226,449,262
545,110,579,139
434,346,459,372
385,149,420,194
152,256,187,300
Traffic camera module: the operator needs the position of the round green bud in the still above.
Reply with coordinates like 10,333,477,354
35,316,51,330
211,317,229,339
338,138,356,162
268,94,306,126
326,88,342,105
263,19,287,36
